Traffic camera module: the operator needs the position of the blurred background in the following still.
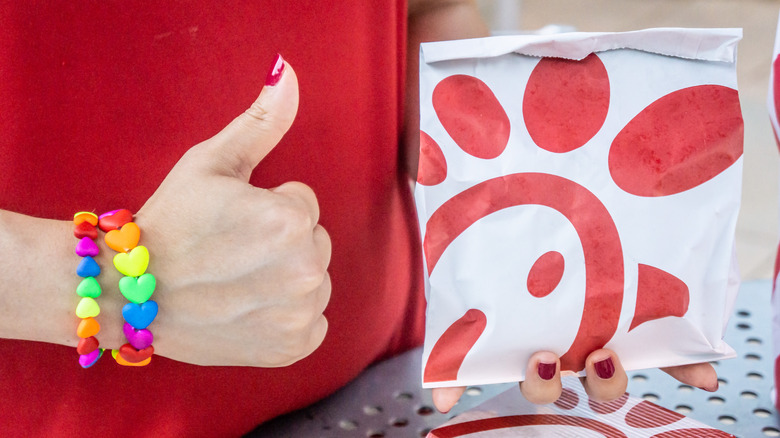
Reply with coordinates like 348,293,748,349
476,0,780,282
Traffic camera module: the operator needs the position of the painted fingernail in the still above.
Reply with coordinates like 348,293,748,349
538,362,556,381
265,53,285,87
594,357,615,379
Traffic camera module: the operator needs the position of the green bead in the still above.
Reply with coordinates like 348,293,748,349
76,277,102,298
119,273,156,304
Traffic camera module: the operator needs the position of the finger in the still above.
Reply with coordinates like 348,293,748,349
275,315,328,368
519,351,562,405
207,54,300,180
269,181,320,225
307,314,328,356
312,271,332,317
432,386,466,413
300,277,331,354
580,349,628,402
661,362,719,392
313,224,332,269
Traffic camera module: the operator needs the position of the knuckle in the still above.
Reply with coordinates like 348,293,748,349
294,258,328,291
243,101,271,123
270,201,314,237
277,181,316,199
273,303,322,338
272,181,319,221
253,314,326,367
287,310,317,334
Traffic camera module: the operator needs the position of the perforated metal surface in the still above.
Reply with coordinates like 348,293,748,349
624,280,779,437
249,280,778,437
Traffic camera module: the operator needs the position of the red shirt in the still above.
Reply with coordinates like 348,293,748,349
0,2,425,436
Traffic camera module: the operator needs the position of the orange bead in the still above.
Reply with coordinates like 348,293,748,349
105,222,140,253
73,212,98,226
76,317,100,338
111,349,151,367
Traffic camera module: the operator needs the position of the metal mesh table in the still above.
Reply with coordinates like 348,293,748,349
250,280,779,437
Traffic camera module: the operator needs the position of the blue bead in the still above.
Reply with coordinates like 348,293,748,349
76,256,101,278
122,300,158,330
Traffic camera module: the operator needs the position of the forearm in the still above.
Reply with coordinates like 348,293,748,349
0,209,125,349
405,0,490,179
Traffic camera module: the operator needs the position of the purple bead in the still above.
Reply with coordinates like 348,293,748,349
78,348,103,369
123,322,154,350
75,237,99,257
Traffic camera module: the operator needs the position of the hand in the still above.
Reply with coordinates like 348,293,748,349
133,58,331,367
431,349,718,412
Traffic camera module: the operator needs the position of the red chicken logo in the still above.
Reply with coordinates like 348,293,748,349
418,52,743,384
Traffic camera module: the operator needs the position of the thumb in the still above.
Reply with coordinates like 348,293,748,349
205,54,299,180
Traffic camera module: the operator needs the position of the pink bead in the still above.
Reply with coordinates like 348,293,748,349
78,348,103,369
75,237,99,257
123,322,154,350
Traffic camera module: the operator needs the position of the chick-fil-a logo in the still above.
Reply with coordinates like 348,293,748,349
418,53,743,383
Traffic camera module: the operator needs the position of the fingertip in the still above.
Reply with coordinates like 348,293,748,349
264,53,286,87
519,351,562,405
532,351,559,380
661,361,719,392
582,349,628,402
206,55,300,180
432,386,466,413
247,57,299,127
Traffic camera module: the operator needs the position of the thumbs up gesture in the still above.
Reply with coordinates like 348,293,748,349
134,55,331,367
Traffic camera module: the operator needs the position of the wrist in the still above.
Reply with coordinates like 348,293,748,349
0,210,126,350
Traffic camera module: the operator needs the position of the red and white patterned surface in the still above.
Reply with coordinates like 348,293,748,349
427,377,735,437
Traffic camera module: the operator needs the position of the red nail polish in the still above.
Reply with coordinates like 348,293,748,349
594,357,615,379
538,362,556,381
265,53,285,87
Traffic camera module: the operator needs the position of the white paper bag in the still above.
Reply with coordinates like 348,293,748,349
416,28,743,388
767,12,780,411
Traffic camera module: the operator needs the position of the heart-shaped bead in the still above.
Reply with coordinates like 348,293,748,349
76,277,102,298
98,209,133,232
111,349,151,367
75,297,100,319
123,322,154,350
76,256,101,278
76,317,100,338
118,343,154,363
113,245,149,277
76,336,99,355
122,300,157,330
119,273,156,304
78,348,103,368
73,221,98,239
105,222,140,253
73,211,98,226
75,237,99,257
